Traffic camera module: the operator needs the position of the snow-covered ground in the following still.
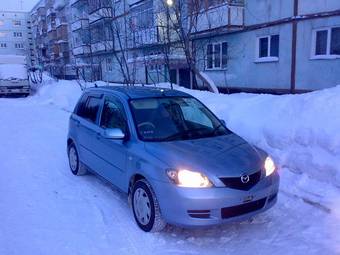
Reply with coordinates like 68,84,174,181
0,79,339,255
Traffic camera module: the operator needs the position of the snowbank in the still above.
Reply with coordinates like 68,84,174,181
34,79,340,187
1,78,339,254
35,79,82,112
198,71,219,93
179,86,340,187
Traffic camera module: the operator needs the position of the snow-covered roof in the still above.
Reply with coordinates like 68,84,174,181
0,55,26,65
0,64,27,80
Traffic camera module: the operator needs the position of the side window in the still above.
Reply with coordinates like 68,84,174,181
84,97,102,123
100,98,127,133
77,95,102,123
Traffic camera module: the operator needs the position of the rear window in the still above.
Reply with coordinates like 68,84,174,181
77,96,102,123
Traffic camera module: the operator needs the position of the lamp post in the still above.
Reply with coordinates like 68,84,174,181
166,0,174,7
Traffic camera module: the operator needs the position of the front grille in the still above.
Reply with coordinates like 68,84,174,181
219,170,262,191
221,198,266,219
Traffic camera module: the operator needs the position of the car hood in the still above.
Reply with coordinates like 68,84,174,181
144,134,266,177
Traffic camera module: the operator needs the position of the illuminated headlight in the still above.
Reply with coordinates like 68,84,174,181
264,156,276,176
166,169,213,188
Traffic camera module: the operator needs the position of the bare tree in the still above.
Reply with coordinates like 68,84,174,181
157,0,220,91
88,0,137,86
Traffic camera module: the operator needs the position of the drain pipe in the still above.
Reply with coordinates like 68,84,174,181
290,0,299,93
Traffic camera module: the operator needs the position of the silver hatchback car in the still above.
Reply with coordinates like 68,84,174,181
67,86,279,232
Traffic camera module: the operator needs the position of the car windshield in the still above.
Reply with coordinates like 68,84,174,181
130,97,231,142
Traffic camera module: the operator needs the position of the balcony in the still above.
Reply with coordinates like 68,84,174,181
56,17,68,27
47,24,56,32
73,45,91,56
47,8,56,17
131,26,160,46
38,16,46,22
91,41,113,53
48,30,57,41
71,18,89,31
89,8,112,24
193,2,244,33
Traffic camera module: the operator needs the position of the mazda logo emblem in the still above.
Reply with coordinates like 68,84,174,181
241,174,250,184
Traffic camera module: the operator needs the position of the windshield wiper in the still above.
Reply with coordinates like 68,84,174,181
163,127,210,141
163,132,185,141
210,123,223,135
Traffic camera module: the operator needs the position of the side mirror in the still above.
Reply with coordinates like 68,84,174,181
103,128,125,140
220,119,226,126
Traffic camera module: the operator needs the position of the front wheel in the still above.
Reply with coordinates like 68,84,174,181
131,179,166,232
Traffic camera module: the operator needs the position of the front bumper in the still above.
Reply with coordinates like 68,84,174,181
151,172,279,227
0,86,30,95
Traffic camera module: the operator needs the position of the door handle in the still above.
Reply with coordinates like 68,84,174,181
96,132,101,140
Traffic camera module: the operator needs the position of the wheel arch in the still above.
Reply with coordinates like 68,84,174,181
128,173,146,196
67,138,74,148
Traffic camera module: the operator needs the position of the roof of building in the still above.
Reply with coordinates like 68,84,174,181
86,85,191,99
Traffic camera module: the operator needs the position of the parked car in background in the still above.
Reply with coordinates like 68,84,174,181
67,86,280,232
0,55,30,96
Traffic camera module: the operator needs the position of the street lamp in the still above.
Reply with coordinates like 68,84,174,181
166,0,174,7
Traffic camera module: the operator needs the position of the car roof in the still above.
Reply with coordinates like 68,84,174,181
85,86,192,99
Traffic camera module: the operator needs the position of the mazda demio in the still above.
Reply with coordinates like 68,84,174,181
67,86,279,232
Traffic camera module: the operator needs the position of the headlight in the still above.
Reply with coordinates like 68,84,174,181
264,156,276,176
166,169,213,188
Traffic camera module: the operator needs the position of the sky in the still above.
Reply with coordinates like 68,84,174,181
0,0,38,12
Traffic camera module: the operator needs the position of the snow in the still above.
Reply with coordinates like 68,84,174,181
0,78,339,255
0,55,26,64
0,64,27,80
199,71,219,93
53,0,66,9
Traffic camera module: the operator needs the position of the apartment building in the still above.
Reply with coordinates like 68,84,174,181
30,0,340,92
0,11,32,64
30,0,76,79
193,0,340,92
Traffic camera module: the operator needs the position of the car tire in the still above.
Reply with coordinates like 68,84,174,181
132,179,166,232
68,143,87,176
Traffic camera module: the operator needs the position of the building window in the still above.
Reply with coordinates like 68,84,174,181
206,42,228,69
13,20,22,26
312,27,340,58
15,43,24,49
149,64,162,72
256,35,279,62
106,58,113,72
13,32,23,37
0,43,6,48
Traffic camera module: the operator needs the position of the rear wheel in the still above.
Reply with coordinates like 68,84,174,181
68,143,87,176
131,179,166,232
